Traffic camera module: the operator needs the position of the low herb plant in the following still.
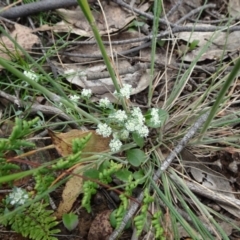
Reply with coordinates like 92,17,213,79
1,0,240,239
0,88,168,239
0,118,60,240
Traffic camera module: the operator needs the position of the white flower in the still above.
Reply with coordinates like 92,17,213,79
125,107,145,132
81,89,92,98
135,125,149,137
114,84,132,99
99,97,112,108
23,70,39,82
69,94,80,102
96,123,112,137
110,110,128,122
125,119,137,132
109,138,122,152
150,108,161,125
8,188,28,206
130,107,145,124
120,84,132,99
125,108,149,137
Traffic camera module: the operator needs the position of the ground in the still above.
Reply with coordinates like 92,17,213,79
0,0,240,239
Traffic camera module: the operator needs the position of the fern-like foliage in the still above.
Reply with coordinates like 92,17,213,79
1,202,60,240
34,168,55,195
0,117,38,183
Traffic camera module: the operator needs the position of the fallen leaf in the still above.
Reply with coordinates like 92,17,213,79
57,60,153,101
55,164,85,219
176,23,240,62
48,129,111,157
54,2,149,36
181,149,240,218
66,31,145,63
0,23,39,68
51,129,111,219
228,0,240,17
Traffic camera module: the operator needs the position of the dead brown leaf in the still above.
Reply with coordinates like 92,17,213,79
48,129,111,157
177,23,240,62
228,0,240,17
51,129,111,219
54,2,149,36
55,164,85,219
67,31,145,63
0,23,39,68
57,60,152,101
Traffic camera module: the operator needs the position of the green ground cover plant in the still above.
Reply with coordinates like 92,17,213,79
0,0,240,239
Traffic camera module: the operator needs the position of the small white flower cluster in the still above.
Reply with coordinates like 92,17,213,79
66,89,92,108
96,107,149,152
69,94,80,103
8,187,29,206
125,107,149,137
114,83,132,99
150,108,161,126
81,89,92,99
109,110,128,122
96,123,112,137
68,89,92,105
109,138,122,152
99,97,112,109
95,84,151,152
23,70,39,85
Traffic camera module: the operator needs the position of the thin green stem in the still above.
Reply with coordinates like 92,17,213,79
147,0,162,106
201,56,240,135
0,25,68,99
76,0,127,111
0,58,100,124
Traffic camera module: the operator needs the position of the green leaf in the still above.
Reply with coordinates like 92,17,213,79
83,169,99,179
132,132,144,148
126,149,146,167
188,39,199,51
128,20,145,28
201,57,240,135
145,108,169,128
98,160,110,172
115,169,132,182
62,213,79,231
133,170,145,184
109,210,131,229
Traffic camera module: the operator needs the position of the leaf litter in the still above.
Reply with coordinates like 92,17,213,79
48,129,111,219
0,23,39,69
1,0,240,239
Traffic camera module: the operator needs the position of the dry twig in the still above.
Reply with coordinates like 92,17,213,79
0,90,79,129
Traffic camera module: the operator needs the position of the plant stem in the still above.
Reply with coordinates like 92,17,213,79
147,0,162,106
76,0,128,111
201,57,240,135
0,58,100,124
